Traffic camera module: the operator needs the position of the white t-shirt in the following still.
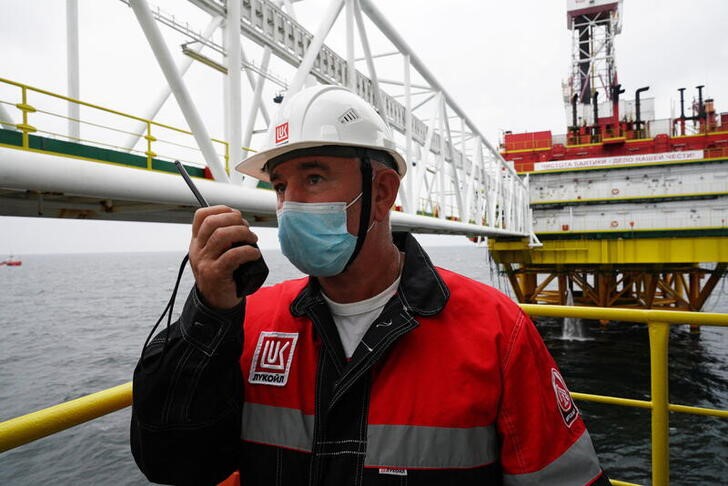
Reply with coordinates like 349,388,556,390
322,276,401,359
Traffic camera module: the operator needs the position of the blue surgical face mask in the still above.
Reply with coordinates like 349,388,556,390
277,193,363,277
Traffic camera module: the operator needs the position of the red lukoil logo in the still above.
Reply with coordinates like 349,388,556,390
249,332,298,386
274,122,289,144
551,368,578,427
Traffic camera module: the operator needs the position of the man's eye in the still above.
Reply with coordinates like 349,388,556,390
307,175,323,185
273,183,286,194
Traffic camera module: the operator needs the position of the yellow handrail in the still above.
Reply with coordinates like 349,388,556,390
0,382,132,453
519,304,728,326
1,305,727,486
0,77,229,172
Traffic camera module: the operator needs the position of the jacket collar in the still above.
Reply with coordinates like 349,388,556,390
290,232,449,317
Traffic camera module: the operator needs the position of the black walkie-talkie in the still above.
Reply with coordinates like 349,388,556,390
174,161,269,296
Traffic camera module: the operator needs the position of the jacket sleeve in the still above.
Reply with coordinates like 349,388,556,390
130,287,244,486
496,309,610,486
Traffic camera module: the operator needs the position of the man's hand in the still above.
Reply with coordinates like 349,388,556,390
189,205,261,310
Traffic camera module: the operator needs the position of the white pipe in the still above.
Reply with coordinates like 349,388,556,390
286,0,345,98
0,148,526,238
129,0,229,182
227,0,243,184
66,0,80,141
389,210,526,237
241,46,272,188
0,147,273,212
123,15,223,152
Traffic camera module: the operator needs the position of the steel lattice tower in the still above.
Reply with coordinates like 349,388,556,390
565,0,622,125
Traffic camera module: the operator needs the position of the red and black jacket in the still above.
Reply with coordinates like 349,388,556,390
132,232,610,486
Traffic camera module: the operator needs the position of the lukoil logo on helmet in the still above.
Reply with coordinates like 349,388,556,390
274,121,289,144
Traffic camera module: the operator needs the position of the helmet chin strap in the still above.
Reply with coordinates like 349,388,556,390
343,156,373,271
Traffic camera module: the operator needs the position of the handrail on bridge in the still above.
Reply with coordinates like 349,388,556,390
0,76,231,173
1,305,727,485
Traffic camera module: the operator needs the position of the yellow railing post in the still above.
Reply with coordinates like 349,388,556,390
144,121,156,170
21,87,28,148
15,86,37,149
648,321,670,486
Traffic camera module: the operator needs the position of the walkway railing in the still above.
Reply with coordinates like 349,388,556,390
1,305,727,486
0,77,229,173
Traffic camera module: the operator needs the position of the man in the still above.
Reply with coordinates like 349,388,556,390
131,85,610,485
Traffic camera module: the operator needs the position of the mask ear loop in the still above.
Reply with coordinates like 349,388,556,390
343,156,373,270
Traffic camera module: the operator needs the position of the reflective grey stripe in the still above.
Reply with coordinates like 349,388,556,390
365,424,498,469
241,402,314,452
503,430,602,486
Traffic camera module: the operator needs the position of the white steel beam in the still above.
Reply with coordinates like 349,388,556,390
345,0,356,90
462,118,475,218
413,94,440,212
436,95,446,219
130,0,229,182
402,53,412,213
227,0,243,184
239,47,271,125
66,0,80,140
440,97,464,221
241,46,272,187
352,0,383,114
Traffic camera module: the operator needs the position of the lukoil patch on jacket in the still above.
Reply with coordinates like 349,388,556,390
249,331,299,386
551,368,578,427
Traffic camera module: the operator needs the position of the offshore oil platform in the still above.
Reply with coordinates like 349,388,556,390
490,0,728,313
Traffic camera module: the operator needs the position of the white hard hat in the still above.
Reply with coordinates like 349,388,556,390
236,85,406,181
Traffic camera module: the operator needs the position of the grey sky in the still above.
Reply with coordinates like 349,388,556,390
1,0,727,254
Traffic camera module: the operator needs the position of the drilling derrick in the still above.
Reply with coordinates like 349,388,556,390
566,0,623,141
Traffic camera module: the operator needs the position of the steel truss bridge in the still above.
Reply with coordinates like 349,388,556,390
0,0,537,242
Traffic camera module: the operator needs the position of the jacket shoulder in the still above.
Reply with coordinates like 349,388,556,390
435,267,524,322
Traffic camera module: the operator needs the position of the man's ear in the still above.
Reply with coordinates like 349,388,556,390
372,169,400,221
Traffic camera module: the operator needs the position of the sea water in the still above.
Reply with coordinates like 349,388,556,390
1,244,726,485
